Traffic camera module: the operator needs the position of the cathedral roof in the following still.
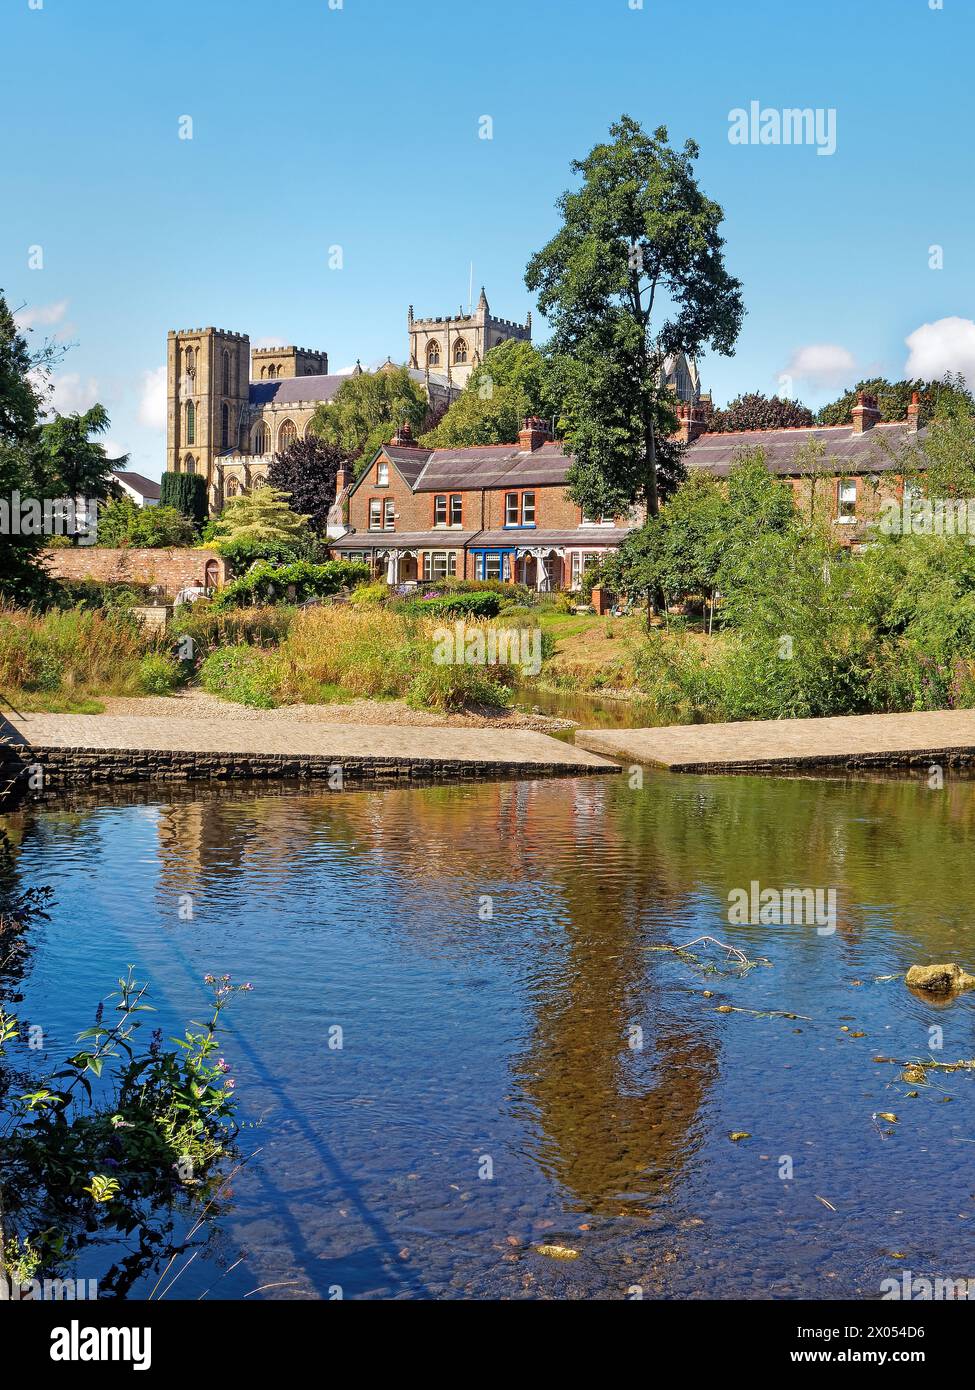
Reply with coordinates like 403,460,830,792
248,366,453,409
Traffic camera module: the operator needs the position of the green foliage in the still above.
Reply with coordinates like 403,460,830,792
171,602,295,658
159,471,208,528
409,591,502,619
309,365,429,459
0,292,52,604
709,392,814,432
0,968,249,1296
96,497,197,548
138,651,183,695
347,581,389,607
525,114,744,519
0,605,178,705
816,375,972,427
903,388,975,499
210,559,370,610
207,486,310,555
37,404,122,503
420,341,553,447
215,533,313,572
199,644,281,707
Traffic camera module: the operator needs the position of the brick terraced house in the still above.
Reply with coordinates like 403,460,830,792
682,390,929,545
331,418,638,590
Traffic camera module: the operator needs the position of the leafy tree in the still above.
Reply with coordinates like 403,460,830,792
525,115,744,520
208,485,311,560
903,389,975,500
36,405,123,509
266,435,344,533
0,293,50,603
709,392,813,432
420,340,553,447
159,471,208,528
96,497,197,548
309,365,429,459
816,375,972,427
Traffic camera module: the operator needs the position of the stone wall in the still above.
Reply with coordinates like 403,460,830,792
42,548,227,596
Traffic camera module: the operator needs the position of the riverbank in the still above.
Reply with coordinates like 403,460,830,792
0,710,617,805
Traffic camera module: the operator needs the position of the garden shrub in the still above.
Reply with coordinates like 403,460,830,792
138,651,183,696
210,559,370,609
199,644,281,707
410,591,501,619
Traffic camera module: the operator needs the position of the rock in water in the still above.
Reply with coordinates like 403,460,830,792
905,963,975,995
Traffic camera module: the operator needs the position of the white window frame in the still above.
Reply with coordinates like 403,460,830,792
837,479,857,523
377,461,389,487
368,499,382,530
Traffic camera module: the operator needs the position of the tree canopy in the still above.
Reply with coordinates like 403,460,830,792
207,486,311,562
267,434,344,533
816,375,972,427
309,365,429,461
709,392,814,432
420,340,552,447
525,115,744,519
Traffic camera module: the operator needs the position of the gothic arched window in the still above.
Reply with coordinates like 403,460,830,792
253,475,268,489
185,400,195,445
183,345,195,378
278,420,297,452
222,349,231,395
225,477,241,498
184,454,196,474
253,422,270,455
221,402,230,449
427,340,441,368
453,338,468,365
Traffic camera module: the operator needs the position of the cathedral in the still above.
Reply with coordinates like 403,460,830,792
165,290,533,510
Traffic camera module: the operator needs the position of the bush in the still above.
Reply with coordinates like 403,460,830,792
216,534,314,572
348,581,389,607
211,559,370,610
407,662,512,712
199,645,280,708
138,652,183,695
410,591,501,619
159,472,208,528
97,498,197,548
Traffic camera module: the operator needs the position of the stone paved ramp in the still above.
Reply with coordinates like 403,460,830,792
1,712,616,786
575,709,975,774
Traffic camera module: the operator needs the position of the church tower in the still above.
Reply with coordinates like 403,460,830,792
166,327,250,508
407,288,531,389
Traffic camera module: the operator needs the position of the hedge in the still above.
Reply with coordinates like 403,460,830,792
159,472,208,528
210,559,371,609
409,592,502,618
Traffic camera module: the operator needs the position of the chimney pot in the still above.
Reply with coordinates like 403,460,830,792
852,391,881,434
907,391,921,433
518,416,552,451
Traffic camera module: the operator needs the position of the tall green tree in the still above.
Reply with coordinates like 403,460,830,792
309,365,429,460
420,340,552,447
526,116,744,520
37,403,124,503
817,375,972,427
0,293,49,602
710,392,813,432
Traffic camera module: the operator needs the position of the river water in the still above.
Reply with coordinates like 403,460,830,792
2,767,974,1300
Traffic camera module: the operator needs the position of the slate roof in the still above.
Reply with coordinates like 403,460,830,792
112,470,161,500
248,367,453,409
685,422,925,477
369,440,575,493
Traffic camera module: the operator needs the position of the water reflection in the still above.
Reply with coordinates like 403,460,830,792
2,766,973,1298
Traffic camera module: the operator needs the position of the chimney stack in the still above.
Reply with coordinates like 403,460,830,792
676,402,707,444
335,465,347,495
390,421,414,447
518,416,552,451
852,391,880,434
907,390,921,433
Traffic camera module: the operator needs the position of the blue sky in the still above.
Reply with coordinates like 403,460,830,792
4,0,973,478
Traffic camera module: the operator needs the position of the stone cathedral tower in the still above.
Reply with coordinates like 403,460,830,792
407,288,531,389
166,327,250,504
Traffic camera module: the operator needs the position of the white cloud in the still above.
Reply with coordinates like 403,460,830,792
138,365,167,430
253,335,288,350
784,343,857,388
14,299,69,330
101,438,128,461
904,316,975,389
31,371,101,417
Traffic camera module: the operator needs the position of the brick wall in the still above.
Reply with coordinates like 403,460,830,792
42,547,227,596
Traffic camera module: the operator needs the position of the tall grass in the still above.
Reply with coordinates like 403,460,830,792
0,605,182,709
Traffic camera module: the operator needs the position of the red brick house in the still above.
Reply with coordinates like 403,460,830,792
331,418,636,590
682,392,928,545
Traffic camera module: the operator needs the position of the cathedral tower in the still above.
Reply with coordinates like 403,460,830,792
166,327,250,507
407,288,531,389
